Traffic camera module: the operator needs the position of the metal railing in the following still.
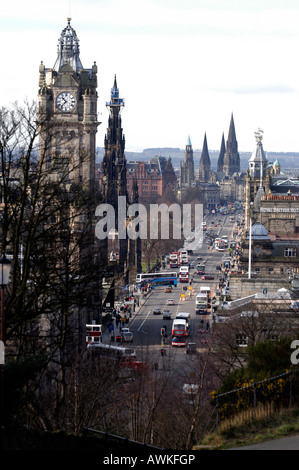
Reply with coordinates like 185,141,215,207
213,368,299,433
82,427,164,450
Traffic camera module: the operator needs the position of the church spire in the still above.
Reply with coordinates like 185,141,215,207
223,113,240,176
199,133,211,182
217,133,225,172
180,136,194,187
227,113,237,152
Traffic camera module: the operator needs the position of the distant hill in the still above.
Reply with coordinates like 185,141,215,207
96,147,299,172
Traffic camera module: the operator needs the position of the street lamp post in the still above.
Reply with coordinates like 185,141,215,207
0,252,12,443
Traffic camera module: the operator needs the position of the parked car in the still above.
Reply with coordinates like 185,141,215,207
153,308,161,315
201,275,214,280
167,299,175,305
121,331,133,343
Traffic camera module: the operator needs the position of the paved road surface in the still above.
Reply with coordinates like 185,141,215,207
229,434,299,450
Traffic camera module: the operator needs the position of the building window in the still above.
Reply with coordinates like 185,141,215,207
236,334,248,347
254,268,260,275
267,267,274,275
284,248,296,257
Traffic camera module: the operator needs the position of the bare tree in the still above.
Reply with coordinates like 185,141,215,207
1,101,107,431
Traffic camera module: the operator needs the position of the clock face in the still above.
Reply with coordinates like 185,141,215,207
56,92,76,112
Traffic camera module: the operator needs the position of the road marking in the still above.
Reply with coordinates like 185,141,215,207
137,310,151,332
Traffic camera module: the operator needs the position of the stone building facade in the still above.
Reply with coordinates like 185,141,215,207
180,136,195,187
126,156,177,201
38,18,99,191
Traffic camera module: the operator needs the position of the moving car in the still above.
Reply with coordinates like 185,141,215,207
162,309,172,319
186,342,197,354
120,327,130,333
121,331,134,343
201,275,214,280
164,286,172,293
167,299,175,305
153,308,162,315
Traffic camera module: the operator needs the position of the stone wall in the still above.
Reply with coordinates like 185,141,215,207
229,275,290,300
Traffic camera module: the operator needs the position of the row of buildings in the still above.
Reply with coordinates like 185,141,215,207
97,111,248,209
97,154,177,201
96,112,246,207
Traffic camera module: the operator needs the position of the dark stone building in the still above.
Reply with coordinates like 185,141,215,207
180,136,195,187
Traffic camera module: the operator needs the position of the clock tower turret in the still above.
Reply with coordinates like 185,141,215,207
38,18,100,191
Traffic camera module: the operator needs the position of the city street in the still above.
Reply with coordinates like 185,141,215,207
102,211,241,372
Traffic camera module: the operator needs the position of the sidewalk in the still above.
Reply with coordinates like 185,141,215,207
228,434,299,450
102,290,152,342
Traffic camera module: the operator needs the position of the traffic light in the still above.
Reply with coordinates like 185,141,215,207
160,348,166,357
161,328,165,337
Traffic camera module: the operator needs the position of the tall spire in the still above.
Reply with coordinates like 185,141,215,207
227,113,238,153
180,136,194,187
199,133,211,182
102,76,127,268
106,74,125,110
217,133,225,172
223,113,240,176
53,18,84,73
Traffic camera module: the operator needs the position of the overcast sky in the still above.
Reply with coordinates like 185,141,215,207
2,0,299,153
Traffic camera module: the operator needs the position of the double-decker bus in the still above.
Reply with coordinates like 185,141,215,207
136,271,178,286
86,323,102,344
179,250,188,265
196,264,205,275
171,318,188,346
195,293,208,314
200,285,211,298
179,266,189,283
169,252,179,268
87,342,136,365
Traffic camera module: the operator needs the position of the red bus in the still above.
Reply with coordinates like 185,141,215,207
169,252,179,268
171,318,188,347
86,323,102,344
87,342,136,364
87,343,148,373
179,266,189,283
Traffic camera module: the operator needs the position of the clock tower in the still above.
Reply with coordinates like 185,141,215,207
38,18,100,191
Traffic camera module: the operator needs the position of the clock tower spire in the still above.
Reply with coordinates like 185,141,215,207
38,18,100,191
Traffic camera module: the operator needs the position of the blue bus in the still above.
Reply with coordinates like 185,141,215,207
136,271,178,286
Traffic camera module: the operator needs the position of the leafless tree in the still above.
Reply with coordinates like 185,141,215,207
1,101,106,430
